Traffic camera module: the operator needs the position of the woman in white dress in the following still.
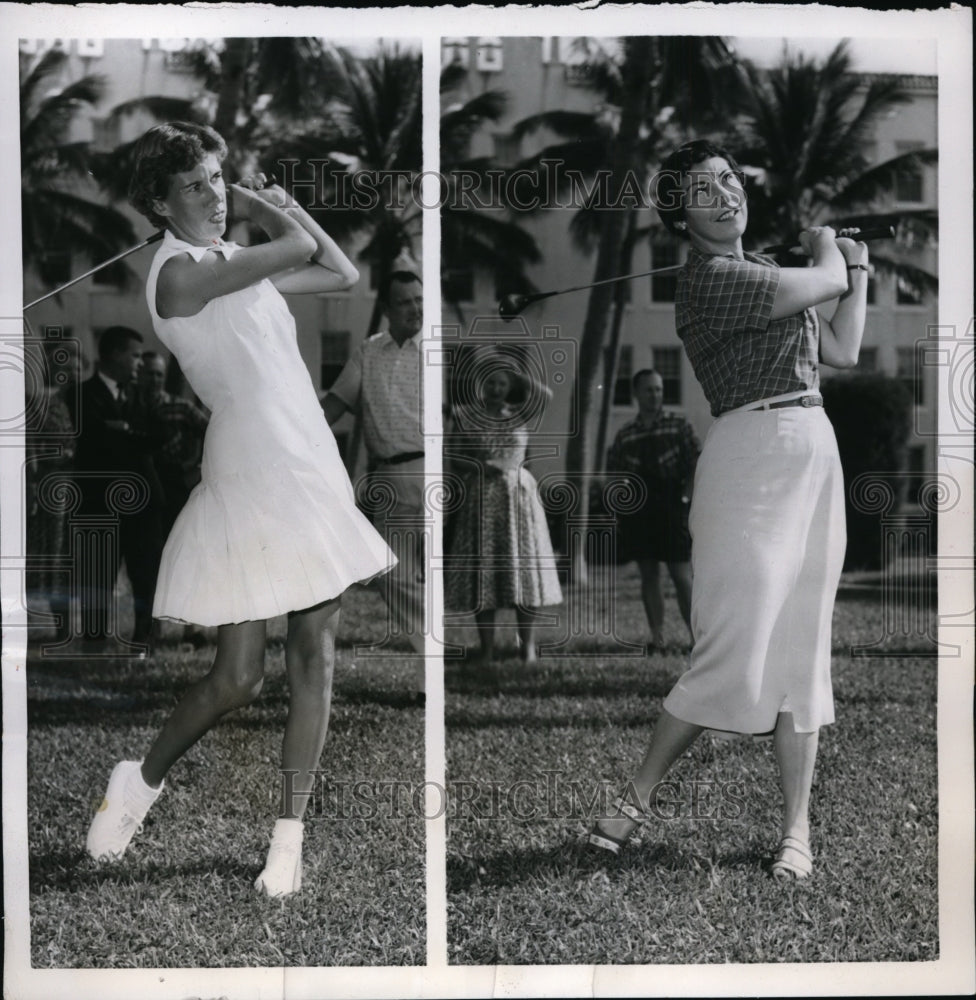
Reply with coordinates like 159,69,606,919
86,122,394,897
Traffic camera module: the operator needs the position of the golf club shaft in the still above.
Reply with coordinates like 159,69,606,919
528,264,684,304
522,225,896,306
24,231,165,311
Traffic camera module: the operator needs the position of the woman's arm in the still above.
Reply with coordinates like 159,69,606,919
239,177,358,294
818,237,870,369
770,226,849,320
155,185,316,318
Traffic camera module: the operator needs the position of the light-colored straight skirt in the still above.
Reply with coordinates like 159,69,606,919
663,406,846,734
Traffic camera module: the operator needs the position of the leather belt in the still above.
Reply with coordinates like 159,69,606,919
376,451,425,466
743,394,824,412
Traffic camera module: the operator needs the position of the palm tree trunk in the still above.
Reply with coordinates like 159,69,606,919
594,213,639,470
565,39,656,585
214,39,252,148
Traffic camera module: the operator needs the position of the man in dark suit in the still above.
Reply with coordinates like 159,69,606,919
67,326,165,651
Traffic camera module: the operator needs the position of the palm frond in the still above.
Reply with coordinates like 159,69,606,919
107,96,198,123
511,110,609,143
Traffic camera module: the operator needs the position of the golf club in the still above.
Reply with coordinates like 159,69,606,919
498,225,896,320
24,231,166,311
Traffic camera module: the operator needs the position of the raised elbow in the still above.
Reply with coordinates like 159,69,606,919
338,264,360,290
297,230,318,260
824,350,859,370
826,275,848,300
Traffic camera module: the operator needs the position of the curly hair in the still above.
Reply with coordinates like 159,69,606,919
128,122,228,228
652,139,745,237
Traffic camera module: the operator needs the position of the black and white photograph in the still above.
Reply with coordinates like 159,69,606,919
8,26,426,974
1,4,972,1000
435,20,973,979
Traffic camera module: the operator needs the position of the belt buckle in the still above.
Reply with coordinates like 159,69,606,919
800,395,819,408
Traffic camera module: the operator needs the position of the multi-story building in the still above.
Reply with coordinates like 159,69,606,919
441,36,939,482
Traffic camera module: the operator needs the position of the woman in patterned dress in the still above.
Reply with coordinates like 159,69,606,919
445,349,562,663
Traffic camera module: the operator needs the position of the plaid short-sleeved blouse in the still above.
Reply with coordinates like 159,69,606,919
676,246,820,416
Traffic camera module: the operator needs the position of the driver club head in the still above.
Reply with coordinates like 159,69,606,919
498,293,532,321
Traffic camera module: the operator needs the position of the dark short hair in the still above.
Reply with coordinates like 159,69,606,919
380,270,422,304
129,122,228,228
631,368,661,391
98,326,143,361
141,350,165,365
653,139,745,237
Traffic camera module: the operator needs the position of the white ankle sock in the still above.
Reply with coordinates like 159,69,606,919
126,763,163,804
270,818,304,842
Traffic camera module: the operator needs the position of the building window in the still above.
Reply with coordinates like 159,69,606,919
475,38,503,73
896,345,924,406
650,238,679,302
857,346,878,371
442,37,469,68
320,330,350,392
76,39,104,59
613,345,633,406
652,347,682,405
896,274,924,306
894,141,925,204
443,268,475,304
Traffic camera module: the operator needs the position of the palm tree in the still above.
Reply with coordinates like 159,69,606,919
732,41,938,291
439,62,541,324
21,48,137,289
510,36,745,578
280,42,424,340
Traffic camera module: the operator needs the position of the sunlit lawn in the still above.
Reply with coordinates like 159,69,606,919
444,564,939,965
26,583,425,968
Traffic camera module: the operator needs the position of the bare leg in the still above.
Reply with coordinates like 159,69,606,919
637,559,664,647
667,560,695,642
596,709,704,840
141,620,267,788
278,597,342,820
474,608,497,661
774,711,818,845
515,606,537,663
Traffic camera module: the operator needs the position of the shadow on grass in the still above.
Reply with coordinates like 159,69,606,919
30,850,255,893
447,839,770,894
445,665,677,701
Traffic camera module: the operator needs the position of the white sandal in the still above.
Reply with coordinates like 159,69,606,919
587,797,649,855
771,835,813,880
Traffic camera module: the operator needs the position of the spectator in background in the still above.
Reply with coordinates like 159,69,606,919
24,336,81,645
322,270,426,702
130,350,209,534
606,369,699,650
65,325,165,651
444,347,562,665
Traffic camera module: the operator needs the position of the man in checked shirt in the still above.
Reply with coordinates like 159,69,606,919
607,368,699,650
323,271,426,703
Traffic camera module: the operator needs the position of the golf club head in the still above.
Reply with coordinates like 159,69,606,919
498,293,531,321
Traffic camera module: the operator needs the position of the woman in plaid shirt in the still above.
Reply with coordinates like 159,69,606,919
589,140,869,880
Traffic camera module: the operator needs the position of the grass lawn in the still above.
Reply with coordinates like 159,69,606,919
444,565,939,966
26,584,425,968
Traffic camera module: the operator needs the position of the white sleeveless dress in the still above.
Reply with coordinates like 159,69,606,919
146,231,394,626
